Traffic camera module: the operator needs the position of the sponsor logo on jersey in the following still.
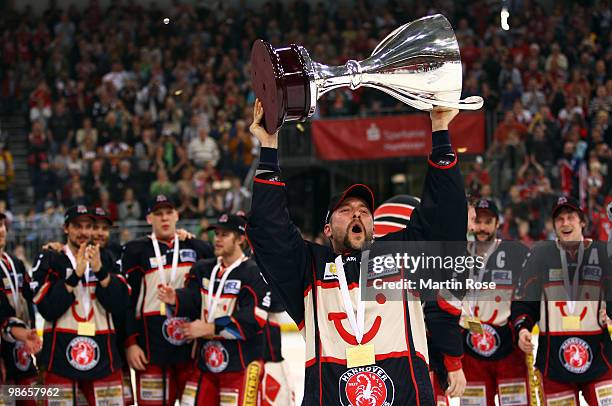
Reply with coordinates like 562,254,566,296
179,249,197,263
549,268,563,282
13,341,32,371
66,337,100,371
559,337,592,374
223,280,241,294
491,270,512,285
583,265,602,281
339,365,395,406
149,256,167,269
367,255,399,280
162,317,189,345
466,323,500,357
202,341,229,373
323,263,338,280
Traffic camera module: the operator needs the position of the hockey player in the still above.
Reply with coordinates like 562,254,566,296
512,196,612,404
32,205,130,404
121,195,213,405
0,211,41,404
460,199,531,405
261,290,296,406
247,99,467,405
158,213,270,405
92,207,135,405
374,195,467,406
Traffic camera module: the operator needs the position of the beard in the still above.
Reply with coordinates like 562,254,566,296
337,219,373,251
475,230,495,242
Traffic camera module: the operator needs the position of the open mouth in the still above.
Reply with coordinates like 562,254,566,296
351,224,363,234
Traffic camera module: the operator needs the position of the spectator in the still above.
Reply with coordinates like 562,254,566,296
51,143,71,179
228,120,255,180
176,190,201,219
149,167,177,198
133,127,157,174
85,158,108,199
110,160,137,199
95,189,119,221
494,111,528,144
521,78,546,115
188,127,220,168
545,43,569,72
29,80,52,125
0,140,15,204
465,156,490,196
48,99,74,148
102,62,130,92
182,115,201,146
27,120,51,177
66,147,85,176
224,176,251,213
33,161,60,209
159,132,189,180
75,117,98,146
118,188,142,222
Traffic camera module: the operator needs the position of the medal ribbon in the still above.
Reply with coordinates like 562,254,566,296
557,240,584,315
65,245,92,320
206,255,247,323
0,253,20,315
335,255,366,344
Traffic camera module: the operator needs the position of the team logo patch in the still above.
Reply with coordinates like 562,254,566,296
559,337,592,374
202,341,229,373
162,317,189,345
179,249,197,263
466,323,500,357
223,280,241,294
339,366,395,406
323,263,338,280
66,337,100,371
13,341,31,371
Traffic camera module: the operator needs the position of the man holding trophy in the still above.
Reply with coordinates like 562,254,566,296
247,13,481,405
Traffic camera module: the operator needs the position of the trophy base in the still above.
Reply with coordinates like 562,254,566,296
251,40,311,134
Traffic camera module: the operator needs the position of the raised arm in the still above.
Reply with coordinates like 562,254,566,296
246,99,312,327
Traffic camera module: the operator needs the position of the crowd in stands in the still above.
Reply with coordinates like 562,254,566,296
0,0,610,251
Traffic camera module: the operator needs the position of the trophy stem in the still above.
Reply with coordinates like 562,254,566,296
311,60,363,99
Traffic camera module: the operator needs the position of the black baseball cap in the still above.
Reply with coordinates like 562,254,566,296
64,205,94,225
552,196,584,219
474,199,499,219
92,207,113,225
325,184,375,224
147,194,176,214
206,213,247,235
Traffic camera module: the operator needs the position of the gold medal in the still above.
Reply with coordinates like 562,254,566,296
562,315,580,331
467,317,484,334
77,322,96,336
346,344,375,368
160,303,166,316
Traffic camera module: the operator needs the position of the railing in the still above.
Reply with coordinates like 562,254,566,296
7,218,211,266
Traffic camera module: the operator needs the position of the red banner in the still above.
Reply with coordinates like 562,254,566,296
311,112,485,161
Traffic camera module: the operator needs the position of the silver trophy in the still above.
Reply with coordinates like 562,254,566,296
251,13,484,133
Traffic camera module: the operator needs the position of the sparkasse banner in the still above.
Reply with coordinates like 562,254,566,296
311,112,485,161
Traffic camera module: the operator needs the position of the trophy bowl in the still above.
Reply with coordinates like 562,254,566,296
250,13,484,134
